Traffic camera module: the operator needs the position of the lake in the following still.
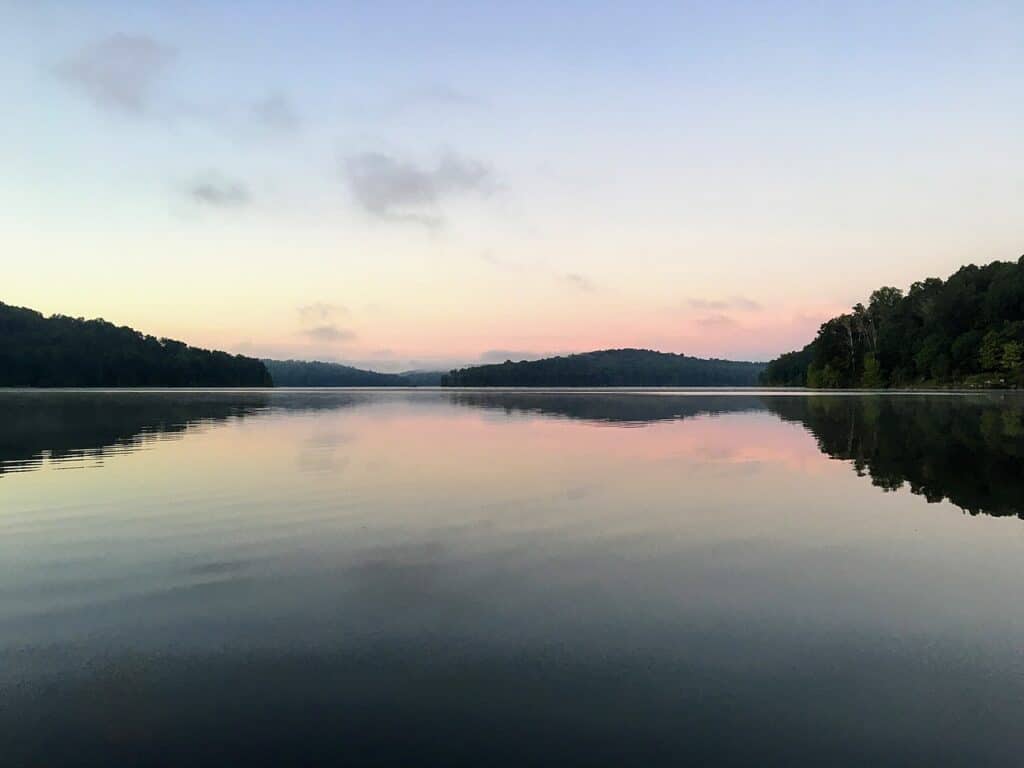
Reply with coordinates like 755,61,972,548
2,389,1024,766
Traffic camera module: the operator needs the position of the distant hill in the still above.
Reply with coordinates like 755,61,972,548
264,359,405,386
761,256,1024,388
0,302,271,387
264,359,444,387
396,370,445,386
441,349,766,387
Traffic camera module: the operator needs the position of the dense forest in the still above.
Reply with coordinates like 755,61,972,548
265,359,407,387
264,359,443,386
0,302,271,387
442,349,766,387
398,370,446,386
761,256,1024,388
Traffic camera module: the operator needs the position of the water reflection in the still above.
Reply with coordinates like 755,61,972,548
766,394,1024,519
451,392,1024,518
3,390,1024,766
2,390,1023,519
0,391,267,476
0,390,373,476
448,390,766,424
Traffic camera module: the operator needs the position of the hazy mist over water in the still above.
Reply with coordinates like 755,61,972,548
3,390,1024,766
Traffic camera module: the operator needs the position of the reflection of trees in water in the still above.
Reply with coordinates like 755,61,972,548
450,391,1024,520
0,392,269,476
5,390,1023,520
764,395,1024,519
447,392,767,425
0,391,369,477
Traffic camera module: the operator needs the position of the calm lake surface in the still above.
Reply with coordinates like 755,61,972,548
3,389,1024,766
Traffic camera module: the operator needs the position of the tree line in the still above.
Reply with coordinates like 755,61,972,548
442,349,766,387
263,359,443,387
264,359,408,387
0,302,271,387
761,256,1024,387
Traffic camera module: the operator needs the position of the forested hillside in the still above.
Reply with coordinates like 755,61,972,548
761,257,1024,388
264,359,442,386
0,303,271,387
442,349,765,387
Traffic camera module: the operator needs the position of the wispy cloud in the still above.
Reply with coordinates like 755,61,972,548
187,173,249,207
56,36,299,140
353,84,484,118
397,84,482,109
250,92,300,136
296,303,353,344
298,302,347,324
686,296,762,312
695,313,738,328
301,325,356,343
560,272,596,293
342,151,493,227
731,296,763,311
55,34,176,115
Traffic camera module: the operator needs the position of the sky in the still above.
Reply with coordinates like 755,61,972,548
4,1,1023,371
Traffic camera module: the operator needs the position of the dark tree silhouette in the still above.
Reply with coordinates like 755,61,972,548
263,359,443,387
762,256,1024,388
0,302,271,387
442,349,766,387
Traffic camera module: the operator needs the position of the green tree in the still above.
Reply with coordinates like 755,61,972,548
1002,341,1023,374
861,355,883,388
868,286,903,324
914,334,945,380
980,331,1004,371
761,256,1024,388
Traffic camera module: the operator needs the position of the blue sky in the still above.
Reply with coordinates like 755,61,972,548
4,1,1023,369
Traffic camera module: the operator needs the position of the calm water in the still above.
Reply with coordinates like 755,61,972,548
3,389,1024,766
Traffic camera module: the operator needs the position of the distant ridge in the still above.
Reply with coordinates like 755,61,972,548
263,359,443,387
441,348,766,387
0,302,270,387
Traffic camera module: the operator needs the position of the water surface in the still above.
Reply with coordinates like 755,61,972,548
3,390,1024,766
